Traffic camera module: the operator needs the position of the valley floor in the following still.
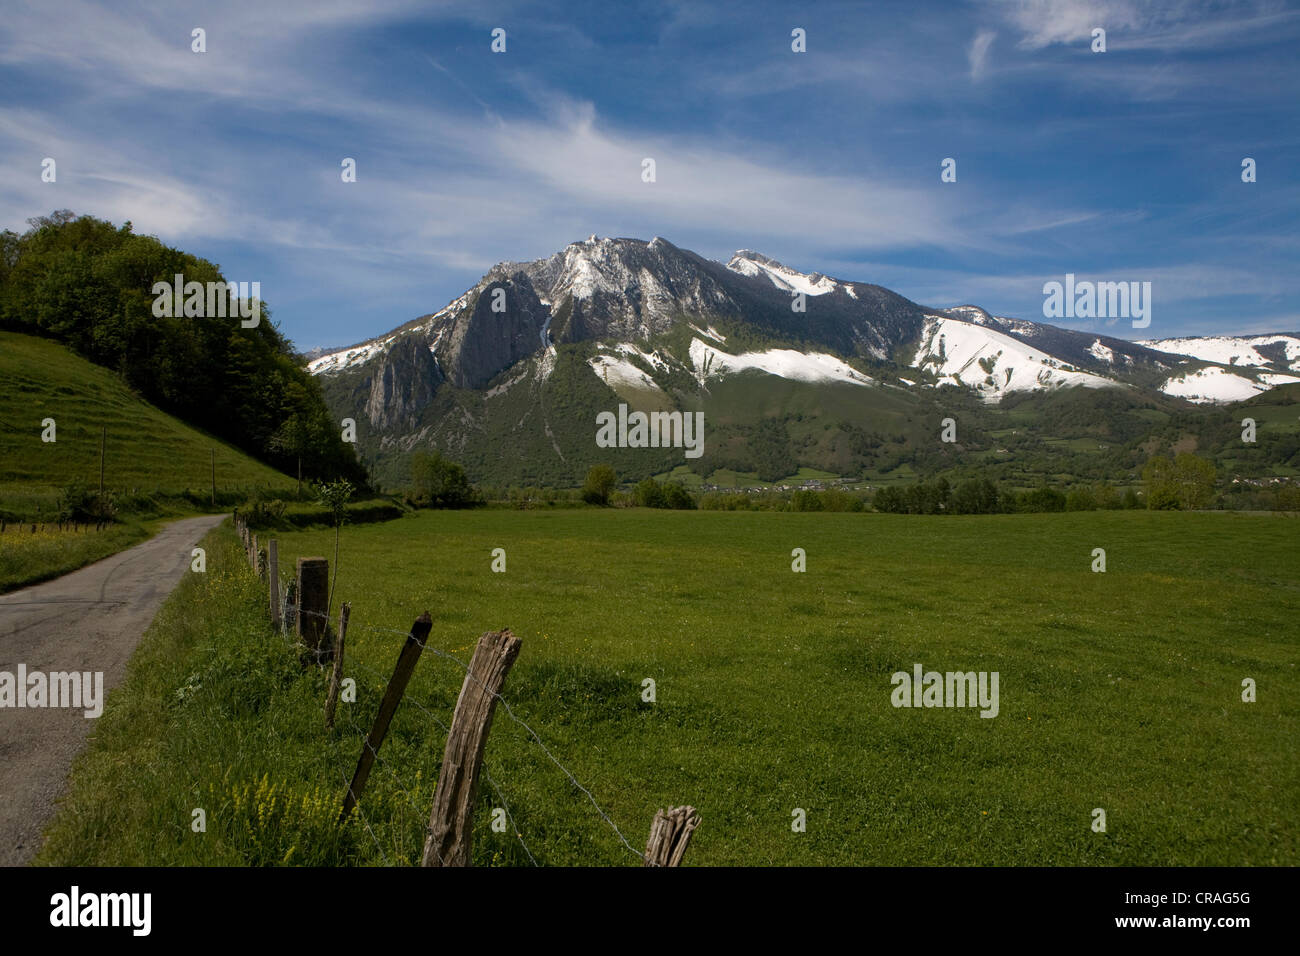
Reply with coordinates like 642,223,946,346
36,509,1299,866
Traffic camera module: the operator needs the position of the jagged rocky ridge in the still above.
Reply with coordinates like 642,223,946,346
311,235,1298,414
305,235,1300,484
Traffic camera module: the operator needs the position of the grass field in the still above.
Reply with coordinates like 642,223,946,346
0,521,152,593
38,509,1299,866
0,331,296,519
0,330,299,587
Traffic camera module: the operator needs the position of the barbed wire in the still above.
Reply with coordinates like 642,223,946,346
344,659,538,866
337,765,388,866
319,606,644,861
339,700,448,867
414,638,646,863
399,685,539,866
241,535,638,866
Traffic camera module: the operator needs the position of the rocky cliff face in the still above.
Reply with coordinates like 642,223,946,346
365,334,443,431
512,235,747,341
436,271,548,389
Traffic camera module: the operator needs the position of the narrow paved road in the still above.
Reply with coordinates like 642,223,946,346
0,514,226,865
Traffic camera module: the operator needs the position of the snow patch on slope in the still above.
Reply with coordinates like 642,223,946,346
1160,366,1300,403
1140,334,1300,372
587,343,670,393
913,315,1117,403
688,322,727,343
688,338,872,387
308,338,391,374
1088,339,1116,364
589,354,659,392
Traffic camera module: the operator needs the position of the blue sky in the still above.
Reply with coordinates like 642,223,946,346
3,0,1298,350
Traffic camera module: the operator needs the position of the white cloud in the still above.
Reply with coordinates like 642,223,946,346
969,29,997,79
1003,0,1136,49
992,0,1294,51
486,102,969,253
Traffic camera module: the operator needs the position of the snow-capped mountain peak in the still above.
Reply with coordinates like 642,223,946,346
305,236,1299,413
727,250,839,296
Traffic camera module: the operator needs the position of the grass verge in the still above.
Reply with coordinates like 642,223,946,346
0,520,152,593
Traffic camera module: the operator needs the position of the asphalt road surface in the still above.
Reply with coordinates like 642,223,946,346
0,514,225,865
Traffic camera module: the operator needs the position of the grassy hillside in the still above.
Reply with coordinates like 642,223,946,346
39,509,1298,866
0,330,296,519
1,212,364,487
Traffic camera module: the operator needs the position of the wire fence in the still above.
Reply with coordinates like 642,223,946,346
294,603,641,865
235,514,675,867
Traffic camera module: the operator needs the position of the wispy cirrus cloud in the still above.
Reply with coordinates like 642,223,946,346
1,0,1295,348
969,29,997,79
989,0,1296,51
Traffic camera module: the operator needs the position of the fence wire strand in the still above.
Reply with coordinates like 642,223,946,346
240,527,641,867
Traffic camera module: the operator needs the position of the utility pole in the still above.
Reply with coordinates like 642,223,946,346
99,426,106,498
211,448,216,508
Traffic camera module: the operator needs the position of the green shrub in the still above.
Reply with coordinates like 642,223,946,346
408,452,477,509
56,480,116,523
662,482,697,510
633,477,667,508
1065,488,1097,512
581,465,618,506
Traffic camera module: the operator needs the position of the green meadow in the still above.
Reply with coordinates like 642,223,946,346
0,331,296,519
40,509,1299,866
0,330,297,590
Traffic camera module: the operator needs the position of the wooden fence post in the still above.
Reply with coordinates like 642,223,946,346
296,557,329,658
644,806,701,867
325,603,349,729
339,613,433,822
422,628,522,867
268,539,280,629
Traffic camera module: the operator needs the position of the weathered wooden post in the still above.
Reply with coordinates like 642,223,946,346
268,539,280,629
296,557,329,658
325,603,349,729
422,628,522,867
644,806,700,867
339,613,432,822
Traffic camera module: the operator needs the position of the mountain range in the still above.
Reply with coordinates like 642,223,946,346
306,236,1300,488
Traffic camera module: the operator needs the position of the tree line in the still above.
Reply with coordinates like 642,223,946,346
0,211,364,488
403,450,1300,514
